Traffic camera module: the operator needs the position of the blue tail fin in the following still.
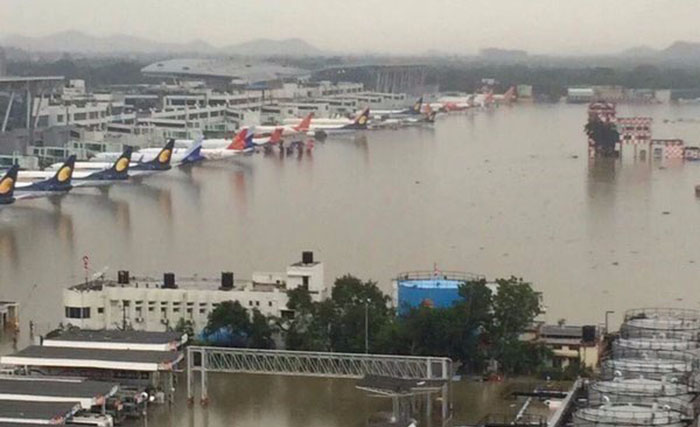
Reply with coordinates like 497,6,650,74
144,139,175,170
27,155,76,192
244,130,255,150
411,96,423,114
344,108,370,130
84,147,132,181
181,137,205,165
0,165,19,205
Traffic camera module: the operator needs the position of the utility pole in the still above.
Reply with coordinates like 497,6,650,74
605,310,615,335
364,299,369,354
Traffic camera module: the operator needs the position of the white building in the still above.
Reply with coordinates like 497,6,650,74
62,252,326,333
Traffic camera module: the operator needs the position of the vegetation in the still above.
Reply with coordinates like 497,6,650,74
203,274,552,376
584,116,620,157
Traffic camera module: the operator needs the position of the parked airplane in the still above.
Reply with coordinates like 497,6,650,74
0,165,19,206
14,156,76,199
253,127,284,146
201,128,255,160
92,137,204,167
18,148,133,188
55,140,175,178
303,108,370,137
371,97,424,118
256,113,314,138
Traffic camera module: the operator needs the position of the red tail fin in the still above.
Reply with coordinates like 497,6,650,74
293,113,313,132
227,129,248,150
270,128,283,144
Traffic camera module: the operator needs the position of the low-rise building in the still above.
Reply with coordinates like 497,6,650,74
536,324,601,369
62,252,326,333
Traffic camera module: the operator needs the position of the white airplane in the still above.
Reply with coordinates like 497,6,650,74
201,128,255,160
91,138,204,167
370,97,424,119
17,148,133,188
256,113,313,138
253,127,284,146
50,140,175,178
283,108,370,137
12,156,76,200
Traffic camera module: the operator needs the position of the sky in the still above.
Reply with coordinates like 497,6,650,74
1,0,699,55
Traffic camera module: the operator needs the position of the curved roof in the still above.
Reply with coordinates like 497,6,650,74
142,58,308,85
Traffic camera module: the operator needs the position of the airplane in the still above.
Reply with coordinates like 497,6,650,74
52,139,175,178
13,156,76,200
491,86,516,104
253,127,284,146
0,165,19,206
17,148,133,188
255,113,314,138
297,108,370,137
201,128,255,160
91,137,205,167
371,97,424,119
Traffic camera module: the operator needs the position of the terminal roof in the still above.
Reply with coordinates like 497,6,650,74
48,329,185,345
2,346,182,371
0,377,118,398
0,400,79,421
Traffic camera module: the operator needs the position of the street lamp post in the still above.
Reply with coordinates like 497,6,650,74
364,300,370,354
605,310,615,335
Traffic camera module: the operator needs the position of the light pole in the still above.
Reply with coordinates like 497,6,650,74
364,299,370,354
605,310,615,335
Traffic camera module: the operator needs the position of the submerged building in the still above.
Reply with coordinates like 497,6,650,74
62,252,326,333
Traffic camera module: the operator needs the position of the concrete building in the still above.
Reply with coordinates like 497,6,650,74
536,324,601,369
62,252,326,333
0,302,18,331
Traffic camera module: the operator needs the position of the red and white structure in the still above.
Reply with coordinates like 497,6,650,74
650,139,685,159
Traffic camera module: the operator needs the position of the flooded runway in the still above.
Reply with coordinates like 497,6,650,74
3,103,700,424
4,104,700,338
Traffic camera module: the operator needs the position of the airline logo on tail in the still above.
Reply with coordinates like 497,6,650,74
0,165,19,203
181,137,205,165
352,108,370,128
293,113,314,133
56,157,75,183
412,96,423,113
114,147,133,174
228,129,249,151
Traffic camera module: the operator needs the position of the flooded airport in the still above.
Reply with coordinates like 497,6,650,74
3,102,700,424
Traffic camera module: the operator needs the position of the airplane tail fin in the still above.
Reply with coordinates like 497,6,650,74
45,155,76,190
270,128,284,144
227,129,248,150
0,165,19,204
293,113,314,132
504,86,516,102
244,127,255,150
181,137,205,165
145,139,175,170
111,147,133,177
412,96,423,114
349,108,370,129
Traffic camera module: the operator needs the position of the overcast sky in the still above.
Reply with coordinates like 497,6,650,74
1,0,699,55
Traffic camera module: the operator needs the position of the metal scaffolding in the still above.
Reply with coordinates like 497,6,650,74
186,346,453,423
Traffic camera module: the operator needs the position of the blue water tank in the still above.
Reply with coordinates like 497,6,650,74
397,279,464,315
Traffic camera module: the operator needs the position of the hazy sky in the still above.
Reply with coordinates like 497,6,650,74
1,0,699,55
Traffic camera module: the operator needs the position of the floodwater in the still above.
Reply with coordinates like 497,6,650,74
2,102,700,425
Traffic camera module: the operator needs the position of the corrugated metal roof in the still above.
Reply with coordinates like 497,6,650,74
0,377,117,398
48,329,183,345
142,58,308,84
5,346,182,365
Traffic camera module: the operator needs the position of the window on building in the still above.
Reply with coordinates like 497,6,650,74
302,276,310,289
65,307,90,319
98,307,104,314
268,301,273,307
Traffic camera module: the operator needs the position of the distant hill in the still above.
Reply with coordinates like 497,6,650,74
617,41,700,65
222,38,323,56
0,31,324,57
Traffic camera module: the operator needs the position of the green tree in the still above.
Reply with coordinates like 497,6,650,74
328,275,392,353
584,116,620,157
249,309,275,349
174,318,195,341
